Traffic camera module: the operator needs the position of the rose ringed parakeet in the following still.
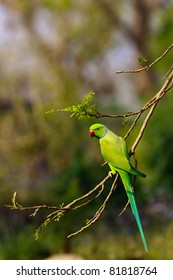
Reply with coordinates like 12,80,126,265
89,123,148,252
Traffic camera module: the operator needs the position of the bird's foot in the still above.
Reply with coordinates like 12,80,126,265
108,171,113,178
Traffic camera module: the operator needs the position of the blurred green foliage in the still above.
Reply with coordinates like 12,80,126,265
0,0,173,260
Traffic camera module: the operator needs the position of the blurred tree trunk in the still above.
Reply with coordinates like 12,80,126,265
97,0,156,93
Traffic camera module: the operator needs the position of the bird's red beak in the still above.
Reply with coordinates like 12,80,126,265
90,130,95,138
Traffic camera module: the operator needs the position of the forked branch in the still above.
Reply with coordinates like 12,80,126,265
6,43,173,239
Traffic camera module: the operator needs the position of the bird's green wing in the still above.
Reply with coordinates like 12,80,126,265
100,130,145,177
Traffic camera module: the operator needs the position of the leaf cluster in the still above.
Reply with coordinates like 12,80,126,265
46,91,97,119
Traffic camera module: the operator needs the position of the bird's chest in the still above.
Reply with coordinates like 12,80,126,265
100,138,117,163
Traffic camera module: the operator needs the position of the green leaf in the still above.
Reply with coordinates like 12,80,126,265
138,55,149,66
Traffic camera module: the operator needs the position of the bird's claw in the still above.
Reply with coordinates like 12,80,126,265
108,171,113,178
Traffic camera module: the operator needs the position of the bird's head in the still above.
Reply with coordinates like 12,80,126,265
89,123,108,139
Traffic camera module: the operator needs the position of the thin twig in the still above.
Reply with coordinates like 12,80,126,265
119,200,130,216
6,203,68,212
69,174,110,209
68,175,118,238
73,182,105,210
116,43,173,74
130,69,173,154
46,174,111,218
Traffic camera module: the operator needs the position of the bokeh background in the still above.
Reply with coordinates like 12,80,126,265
0,0,173,260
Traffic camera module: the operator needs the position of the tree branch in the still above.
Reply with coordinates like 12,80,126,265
130,68,173,154
68,174,118,238
6,43,173,240
116,43,173,74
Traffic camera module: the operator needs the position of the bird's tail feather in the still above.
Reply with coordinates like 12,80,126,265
118,170,148,253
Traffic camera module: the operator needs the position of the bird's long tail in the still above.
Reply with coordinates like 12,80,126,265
118,170,148,253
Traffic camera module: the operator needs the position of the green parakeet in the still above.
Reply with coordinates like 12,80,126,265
89,123,148,252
